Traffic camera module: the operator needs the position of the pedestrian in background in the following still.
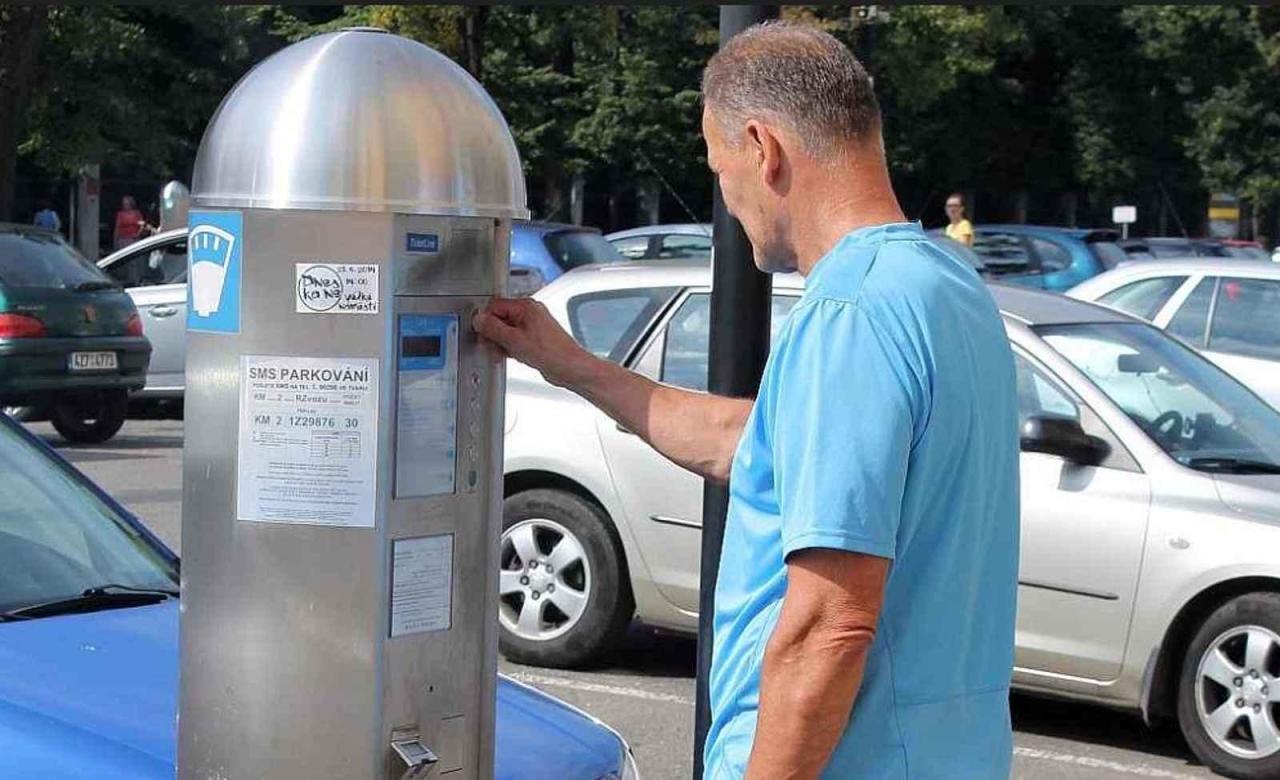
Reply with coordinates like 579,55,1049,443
945,192,975,246
474,21,1019,780
113,195,154,251
32,197,61,234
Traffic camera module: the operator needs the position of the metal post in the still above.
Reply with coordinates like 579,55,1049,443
693,7,778,777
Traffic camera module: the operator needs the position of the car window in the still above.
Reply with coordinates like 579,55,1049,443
1096,276,1187,321
972,232,1032,273
104,239,188,288
610,236,651,260
1208,278,1280,361
657,234,712,260
1166,277,1215,348
543,230,624,271
1028,237,1071,272
0,421,177,613
0,230,112,289
567,287,677,363
1013,354,1079,427
660,293,799,392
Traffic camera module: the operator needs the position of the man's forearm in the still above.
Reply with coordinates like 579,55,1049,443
562,352,752,483
747,626,873,779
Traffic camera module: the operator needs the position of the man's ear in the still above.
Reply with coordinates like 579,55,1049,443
744,120,784,187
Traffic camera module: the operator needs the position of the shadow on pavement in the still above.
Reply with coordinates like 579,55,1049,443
1011,693,1199,765
590,626,698,679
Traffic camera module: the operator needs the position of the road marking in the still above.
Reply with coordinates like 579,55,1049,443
1013,746,1202,778
505,671,694,705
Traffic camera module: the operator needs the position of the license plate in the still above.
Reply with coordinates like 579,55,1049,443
68,351,118,372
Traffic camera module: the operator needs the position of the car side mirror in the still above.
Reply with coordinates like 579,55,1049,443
1020,415,1110,466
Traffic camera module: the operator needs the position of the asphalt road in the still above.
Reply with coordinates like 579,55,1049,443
40,418,1219,779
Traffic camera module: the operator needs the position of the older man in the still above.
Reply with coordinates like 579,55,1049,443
474,22,1019,780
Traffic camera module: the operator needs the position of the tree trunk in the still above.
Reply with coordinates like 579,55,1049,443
0,7,49,221
459,6,488,80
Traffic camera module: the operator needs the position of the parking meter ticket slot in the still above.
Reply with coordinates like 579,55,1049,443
395,314,459,498
390,534,453,637
237,355,378,527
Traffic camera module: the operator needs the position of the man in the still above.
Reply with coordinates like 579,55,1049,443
474,22,1019,780
945,192,975,246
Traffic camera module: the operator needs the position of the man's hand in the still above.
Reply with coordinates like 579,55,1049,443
745,549,889,779
473,297,593,388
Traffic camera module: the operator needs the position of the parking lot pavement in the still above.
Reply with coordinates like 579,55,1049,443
47,418,1217,779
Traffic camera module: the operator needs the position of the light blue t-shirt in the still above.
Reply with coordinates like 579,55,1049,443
705,222,1020,779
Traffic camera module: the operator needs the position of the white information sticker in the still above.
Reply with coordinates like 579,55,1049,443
295,263,379,314
237,355,378,527
390,534,453,637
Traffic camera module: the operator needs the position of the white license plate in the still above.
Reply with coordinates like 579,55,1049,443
68,351,118,372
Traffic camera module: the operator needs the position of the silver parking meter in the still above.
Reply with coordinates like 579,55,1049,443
179,28,527,779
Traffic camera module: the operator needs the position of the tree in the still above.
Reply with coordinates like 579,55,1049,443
0,5,49,220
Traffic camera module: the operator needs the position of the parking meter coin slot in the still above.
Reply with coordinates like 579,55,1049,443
394,314,460,499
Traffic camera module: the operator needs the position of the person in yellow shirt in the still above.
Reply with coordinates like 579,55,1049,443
944,193,974,246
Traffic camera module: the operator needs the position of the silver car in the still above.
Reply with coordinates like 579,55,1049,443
97,229,189,399
1069,259,1280,409
503,260,1280,778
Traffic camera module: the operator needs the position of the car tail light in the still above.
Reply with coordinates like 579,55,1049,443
0,313,47,338
125,312,144,337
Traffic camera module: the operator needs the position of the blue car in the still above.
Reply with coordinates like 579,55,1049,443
510,223,624,293
970,224,1129,292
0,415,638,779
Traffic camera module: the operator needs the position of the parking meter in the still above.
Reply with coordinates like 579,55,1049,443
179,28,527,779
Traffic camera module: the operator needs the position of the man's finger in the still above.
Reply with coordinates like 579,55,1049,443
484,296,530,325
473,307,520,347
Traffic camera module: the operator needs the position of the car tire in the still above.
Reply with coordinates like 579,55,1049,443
49,390,128,444
1177,592,1280,779
498,489,633,669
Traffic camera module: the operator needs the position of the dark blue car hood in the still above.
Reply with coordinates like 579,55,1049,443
0,601,624,778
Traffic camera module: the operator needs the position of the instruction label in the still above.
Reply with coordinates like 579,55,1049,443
295,263,379,314
390,534,453,637
237,355,378,527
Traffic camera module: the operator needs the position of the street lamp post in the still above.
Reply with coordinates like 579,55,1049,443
693,6,778,778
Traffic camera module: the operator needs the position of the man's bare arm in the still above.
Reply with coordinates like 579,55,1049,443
474,297,751,482
745,549,890,779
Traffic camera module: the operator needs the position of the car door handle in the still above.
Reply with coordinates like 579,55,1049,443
148,305,177,318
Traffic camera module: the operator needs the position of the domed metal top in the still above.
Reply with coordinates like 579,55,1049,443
192,29,528,219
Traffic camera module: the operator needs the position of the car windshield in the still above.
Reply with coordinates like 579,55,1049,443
542,230,625,271
0,421,177,614
0,230,113,289
1038,322,1280,473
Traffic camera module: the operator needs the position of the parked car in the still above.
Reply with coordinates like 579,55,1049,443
969,224,1129,291
503,259,1280,778
96,222,618,398
1069,260,1280,409
0,224,150,442
606,222,991,275
1221,240,1272,262
0,412,639,780
605,224,713,261
511,222,625,293
1120,237,1231,261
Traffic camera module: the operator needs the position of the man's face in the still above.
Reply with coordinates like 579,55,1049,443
702,106,793,273
946,199,964,221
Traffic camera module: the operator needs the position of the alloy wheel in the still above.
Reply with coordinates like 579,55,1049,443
499,518,592,642
1195,625,1280,760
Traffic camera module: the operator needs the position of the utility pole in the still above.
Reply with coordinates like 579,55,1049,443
693,6,778,779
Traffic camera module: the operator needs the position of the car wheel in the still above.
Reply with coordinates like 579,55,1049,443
49,390,128,444
498,489,633,669
1178,592,1280,779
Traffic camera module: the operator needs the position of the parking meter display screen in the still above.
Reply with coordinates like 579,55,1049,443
403,335,442,359
395,314,458,497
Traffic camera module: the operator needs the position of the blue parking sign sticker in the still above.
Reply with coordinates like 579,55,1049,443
187,210,243,333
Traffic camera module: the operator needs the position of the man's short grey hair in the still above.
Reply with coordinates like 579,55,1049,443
702,21,880,158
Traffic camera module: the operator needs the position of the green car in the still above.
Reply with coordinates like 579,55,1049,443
0,224,150,443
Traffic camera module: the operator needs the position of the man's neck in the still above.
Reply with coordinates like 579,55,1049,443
793,177,906,277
